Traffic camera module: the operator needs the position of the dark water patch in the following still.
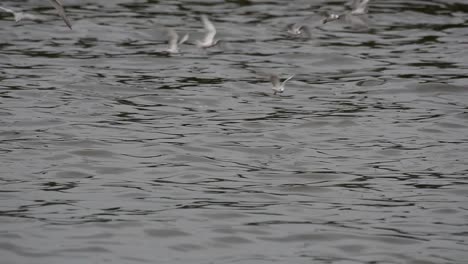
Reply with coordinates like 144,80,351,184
57,246,111,253
169,243,204,252
0,242,57,258
213,235,252,244
144,229,190,237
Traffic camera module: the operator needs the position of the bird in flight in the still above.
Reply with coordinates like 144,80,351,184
166,28,189,54
0,6,39,22
322,0,370,24
47,0,72,29
196,15,220,48
270,74,295,95
0,0,72,29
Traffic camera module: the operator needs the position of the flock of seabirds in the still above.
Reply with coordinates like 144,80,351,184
1,0,371,95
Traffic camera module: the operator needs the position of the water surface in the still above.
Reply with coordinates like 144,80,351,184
1,0,467,263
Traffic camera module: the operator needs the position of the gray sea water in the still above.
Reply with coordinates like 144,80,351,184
1,0,467,263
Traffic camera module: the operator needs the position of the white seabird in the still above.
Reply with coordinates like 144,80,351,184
47,0,72,29
270,74,295,95
0,0,72,29
196,15,220,48
166,29,189,54
322,0,370,26
0,6,39,22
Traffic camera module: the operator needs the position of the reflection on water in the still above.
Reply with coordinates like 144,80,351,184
1,0,467,263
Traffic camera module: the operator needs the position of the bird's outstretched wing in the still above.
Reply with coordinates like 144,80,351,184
350,0,370,14
270,75,280,88
48,0,72,29
179,33,189,45
0,6,15,14
167,29,179,49
201,15,216,44
282,74,295,86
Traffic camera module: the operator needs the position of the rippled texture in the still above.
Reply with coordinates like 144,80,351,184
1,0,467,263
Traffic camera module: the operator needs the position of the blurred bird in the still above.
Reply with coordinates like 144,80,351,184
322,0,370,24
47,0,72,29
286,23,311,38
322,13,341,24
196,15,220,48
0,6,39,22
270,74,295,95
0,1,72,29
166,29,189,54
350,0,370,15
